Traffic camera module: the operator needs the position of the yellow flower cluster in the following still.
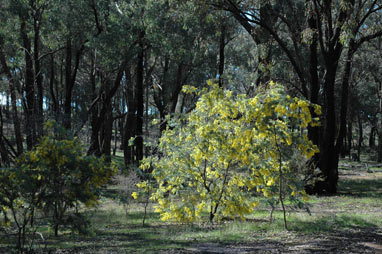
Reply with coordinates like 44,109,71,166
136,81,320,222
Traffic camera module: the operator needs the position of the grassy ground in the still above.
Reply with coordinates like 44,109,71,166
1,156,382,253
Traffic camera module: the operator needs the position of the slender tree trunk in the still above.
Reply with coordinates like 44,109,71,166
218,22,225,87
34,17,44,138
320,65,339,194
0,106,11,166
64,38,84,130
347,118,353,156
175,92,184,115
336,42,354,159
49,54,59,118
135,31,145,164
88,53,101,156
101,106,113,162
113,119,118,156
170,63,184,113
153,57,169,134
124,64,136,165
357,112,363,161
100,78,112,161
89,64,125,157
378,81,382,162
307,15,320,170
21,20,36,150
378,127,382,162
0,36,23,155
369,127,376,149
64,38,73,129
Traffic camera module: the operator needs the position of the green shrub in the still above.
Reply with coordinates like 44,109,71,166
0,121,117,251
134,82,320,224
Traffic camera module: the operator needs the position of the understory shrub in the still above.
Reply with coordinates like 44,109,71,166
134,81,321,225
0,121,116,251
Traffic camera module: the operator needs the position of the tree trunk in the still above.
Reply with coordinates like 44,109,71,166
88,63,125,157
113,119,118,156
357,112,363,161
34,16,44,138
0,36,23,155
170,63,184,113
254,3,276,87
378,81,382,162
50,54,59,119
378,128,382,162
218,22,225,87
0,106,11,166
347,118,353,156
88,53,101,156
153,57,169,134
307,15,320,168
64,38,73,129
319,65,339,194
369,127,376,149
124,64,136,166
337,42,355,159
88,105,101,156
21,20,37,150
135,31,145,164
64,38,84,130
101,106,113,162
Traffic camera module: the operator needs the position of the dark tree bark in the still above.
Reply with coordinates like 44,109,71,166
124,64,136,165
135,31,145,164
377,79,382,162
113,118,119,156
88,62,101,156
218,22,226,87
378,127,382,163
64,38,73,129
347,117,353,156
216,0,382,194
0,106,11,166
63,38,85,130
154,57,169,133
369,127,376,149
357,111,363,161
307,12,320,163
88,62,126,157
21,19,37,150
337,43,355,158
0,36,24,155
33,13,44,138
101,102,113,162
320,64,340,194
49,54,59,118
169,63,185,113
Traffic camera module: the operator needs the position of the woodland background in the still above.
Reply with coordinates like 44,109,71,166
1,0,382,193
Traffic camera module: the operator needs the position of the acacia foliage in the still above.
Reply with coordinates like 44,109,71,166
0,121,117,243
135,82,320,222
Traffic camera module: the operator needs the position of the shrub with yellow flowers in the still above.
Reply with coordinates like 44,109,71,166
0,121,117,251
134,81,320,224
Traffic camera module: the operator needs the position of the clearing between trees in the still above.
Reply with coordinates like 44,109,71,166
1,157,381,253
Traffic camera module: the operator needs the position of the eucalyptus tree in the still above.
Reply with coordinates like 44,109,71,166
0,0,45,151
353,38,382,161
201,0,382,193
147,1,242,131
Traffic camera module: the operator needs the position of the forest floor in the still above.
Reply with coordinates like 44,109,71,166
1,156,382,253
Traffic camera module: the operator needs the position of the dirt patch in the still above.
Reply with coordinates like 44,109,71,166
185,229,381,253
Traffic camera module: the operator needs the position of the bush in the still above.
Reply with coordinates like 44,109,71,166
0,121,117,251
134,82,320,224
